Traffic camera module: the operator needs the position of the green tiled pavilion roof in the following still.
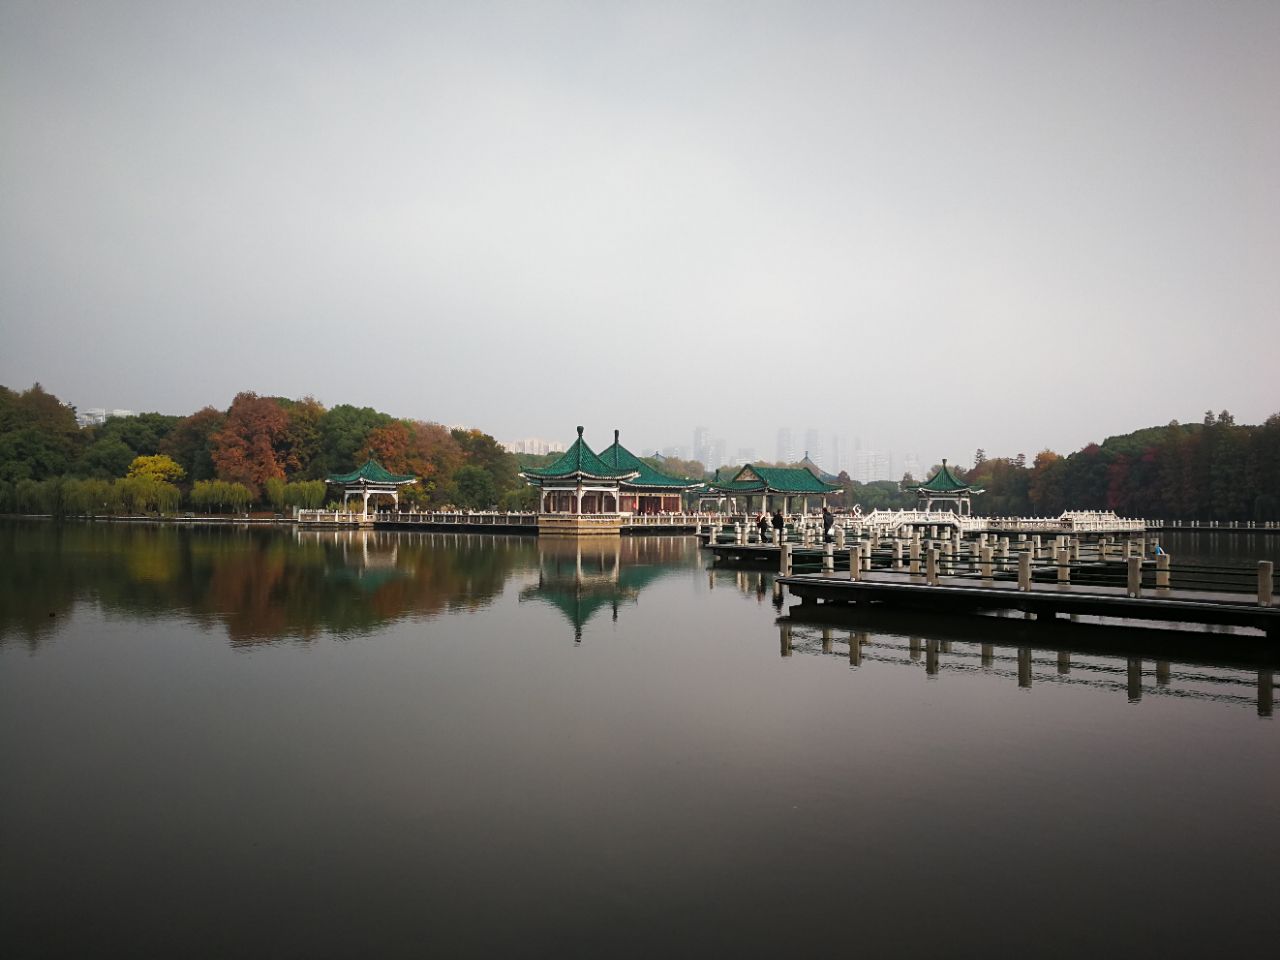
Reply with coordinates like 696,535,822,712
915,460,972,493
708,464,841,495
520,427,638,482
326,459,418,485
596,431,702,490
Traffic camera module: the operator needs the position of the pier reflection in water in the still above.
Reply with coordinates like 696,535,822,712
2,520,1277,958
778,618,1276,717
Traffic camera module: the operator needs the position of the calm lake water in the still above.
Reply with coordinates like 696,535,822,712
2,520,1276,958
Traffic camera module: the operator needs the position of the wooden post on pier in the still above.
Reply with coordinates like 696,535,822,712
779,543,793,576
1018,551,1031,591
1032,534,1042,560
893,540,903,570
1156,553,1171,591
909,538,921,575
823,542,834,573
1057,549,1071,584
926,548,939,585
1260,561,1274,606
980,546,993,581
835,526,845,549
1127,556,1142,598
848,546,860,581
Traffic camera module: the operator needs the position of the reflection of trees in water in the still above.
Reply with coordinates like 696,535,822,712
0,522,537,647
519,535,701,641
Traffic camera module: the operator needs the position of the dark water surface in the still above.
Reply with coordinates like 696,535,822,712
2,521,1276,958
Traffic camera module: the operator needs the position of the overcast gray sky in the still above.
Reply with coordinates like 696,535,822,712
2,0,1277,468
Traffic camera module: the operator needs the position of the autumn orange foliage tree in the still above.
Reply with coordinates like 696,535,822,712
209,393,294,497
360,420,464,505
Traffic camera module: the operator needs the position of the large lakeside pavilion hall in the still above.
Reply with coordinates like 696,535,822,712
701,463,841,514
519,427,702,515
326,459,418,513
911,459,983,515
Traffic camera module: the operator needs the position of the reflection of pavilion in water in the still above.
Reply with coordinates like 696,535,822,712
520,536,695,640
777,617,1277,718
296,528,409,591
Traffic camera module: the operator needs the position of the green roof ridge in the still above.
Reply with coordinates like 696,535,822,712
596,430,702,489
326,459,418,485
520,426,638,481
915,459,971,493
708,464,841,494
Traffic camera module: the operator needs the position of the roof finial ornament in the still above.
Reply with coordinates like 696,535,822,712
576,425,584,437
615,429,620,443
942,458,948,467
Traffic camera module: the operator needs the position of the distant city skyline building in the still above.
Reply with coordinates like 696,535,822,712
902,454,923,482
803,429,822,468
851,448,895,483
776,427,794,464
692,425,710,467
75,407,135,428
502,436,567,456
706,438,726,471
661,444,690,461
829,435,847,474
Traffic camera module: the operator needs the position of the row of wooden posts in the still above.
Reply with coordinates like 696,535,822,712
706,523,1278,606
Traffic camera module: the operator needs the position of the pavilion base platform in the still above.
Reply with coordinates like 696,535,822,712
537,514,624,536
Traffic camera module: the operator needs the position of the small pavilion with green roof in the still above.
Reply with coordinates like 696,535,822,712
702,464,842,515
912,459,982,515
596,430,703,514
326,459,418,514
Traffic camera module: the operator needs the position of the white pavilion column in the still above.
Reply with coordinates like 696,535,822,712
362,490,371,515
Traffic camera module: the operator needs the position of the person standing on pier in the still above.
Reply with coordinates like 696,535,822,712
757,512,771,543
772,509,785,541
822,506,834,541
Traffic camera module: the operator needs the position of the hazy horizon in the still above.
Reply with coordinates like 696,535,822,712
4,1,1277,468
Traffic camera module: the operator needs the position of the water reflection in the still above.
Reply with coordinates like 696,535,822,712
520,535,699,640
0,521,537,646
0,521,706,648
780,606,1278,717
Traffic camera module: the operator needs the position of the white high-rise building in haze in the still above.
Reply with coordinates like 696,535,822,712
502,437,566,456
803,429,822,468
776,428,794,464
693,426,710,466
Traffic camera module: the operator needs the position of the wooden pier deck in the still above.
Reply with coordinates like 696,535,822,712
777,569,1280,637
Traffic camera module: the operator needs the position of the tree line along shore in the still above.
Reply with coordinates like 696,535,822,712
1,384,1277,521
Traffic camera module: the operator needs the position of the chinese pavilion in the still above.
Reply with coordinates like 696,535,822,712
519,426,637,517
326,459,418,513
702,463,841,515
912,459,983,515
596,430,702,514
